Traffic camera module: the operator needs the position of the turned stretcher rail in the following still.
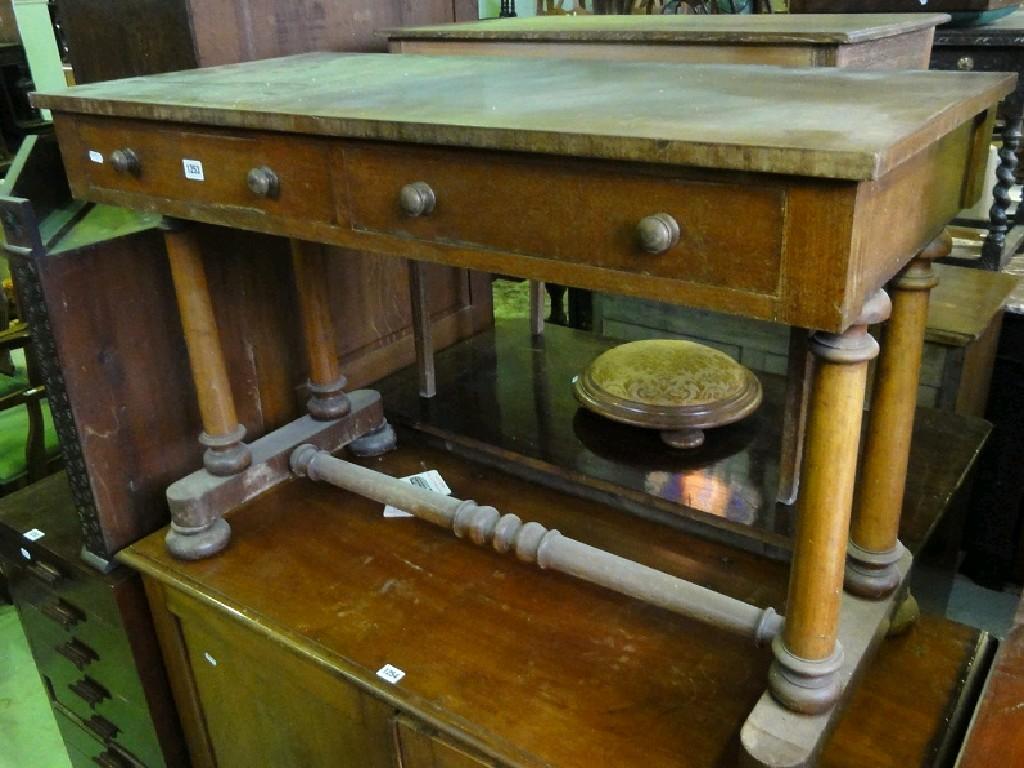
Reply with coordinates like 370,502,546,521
289,445,783,645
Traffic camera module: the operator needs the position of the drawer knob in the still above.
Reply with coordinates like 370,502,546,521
957,56,975,71
110,148,140,176
247,166,280,199
636,213,681,255
399,181,436,217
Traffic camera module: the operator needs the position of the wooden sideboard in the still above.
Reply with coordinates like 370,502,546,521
119,428,993,768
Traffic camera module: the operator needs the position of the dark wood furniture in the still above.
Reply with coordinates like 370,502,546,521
932,12,1024,270
119,427,994,768
55,0,479,85
957,592,1024,766
32,53,1009,761
0,321,60,494
0,472,187,767
383,14,947,67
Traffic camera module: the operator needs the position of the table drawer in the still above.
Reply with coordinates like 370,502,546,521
71,117,336,223
341,144,785,296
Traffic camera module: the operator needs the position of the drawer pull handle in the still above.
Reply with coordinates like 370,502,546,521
56,638,99,670
27,560,62,586
41,598,84,630
247,166,280,199
399,181,436,217
636,213,680,255
110,149,140,176
69,675,110,708
86,714,120,742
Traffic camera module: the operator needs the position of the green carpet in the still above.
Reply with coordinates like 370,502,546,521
0,604,71,767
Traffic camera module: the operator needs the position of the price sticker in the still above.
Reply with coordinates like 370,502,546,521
383,470,451,518
182,158,205,181
376,664,405,685
23,529,45,541
88,150,104,164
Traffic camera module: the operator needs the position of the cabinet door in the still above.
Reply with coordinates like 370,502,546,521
167,589,394,768
395,716,495,768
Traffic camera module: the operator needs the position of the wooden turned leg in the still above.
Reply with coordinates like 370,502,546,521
982,107,1022,270
770,290,891,715
291,239,350,420
846,234,947,599
529,280,545,336
164,219,251,479
408,260,437,398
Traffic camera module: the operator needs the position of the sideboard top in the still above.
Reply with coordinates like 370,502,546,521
33,52,1014,181
381,13,951,45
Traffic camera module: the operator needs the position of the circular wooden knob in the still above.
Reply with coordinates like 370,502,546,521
247,166,280,198
110,148,140,175
399,182,436,217
636,213,680,255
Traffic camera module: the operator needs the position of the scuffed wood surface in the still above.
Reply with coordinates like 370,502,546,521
33,52,1014,180
381,13,950,44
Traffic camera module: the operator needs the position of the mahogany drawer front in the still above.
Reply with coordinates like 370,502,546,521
72,117,336,223
18,600,149,710
341,144,785,296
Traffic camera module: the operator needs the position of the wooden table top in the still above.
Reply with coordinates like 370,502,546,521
380,14,951,44
33,52,1014,181
935,9,1024,41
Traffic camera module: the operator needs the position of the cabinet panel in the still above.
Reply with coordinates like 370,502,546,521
168,589,395,768
395,717,495,768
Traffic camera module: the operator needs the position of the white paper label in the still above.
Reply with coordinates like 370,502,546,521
88,150,103,164
182,158,205,181
23,528,45,541
19,548,31,560
204,652,218,666
383,470,451,518
376,663,405,684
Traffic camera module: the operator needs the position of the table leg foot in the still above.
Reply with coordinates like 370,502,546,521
769,636,844,716
165,518,231,561
845,540,905,599
349,419,398,457
307,375,351,421
200,424,252,476
887,591,920,638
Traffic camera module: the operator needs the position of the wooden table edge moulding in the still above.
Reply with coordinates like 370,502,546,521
29,53,1015,767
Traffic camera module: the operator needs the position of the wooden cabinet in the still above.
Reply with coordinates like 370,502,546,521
123,429,994,768
0,474,187,767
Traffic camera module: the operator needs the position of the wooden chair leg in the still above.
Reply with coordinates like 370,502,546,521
846,234,948,598
291,239,350,419
770,290,891,715
163,219,251,478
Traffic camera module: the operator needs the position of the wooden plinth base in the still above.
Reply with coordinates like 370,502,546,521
741,550,912,767
164,389,385,559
